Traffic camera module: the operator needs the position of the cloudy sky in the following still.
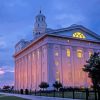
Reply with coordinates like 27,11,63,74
0,0,100,87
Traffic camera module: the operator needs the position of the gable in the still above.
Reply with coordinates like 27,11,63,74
49,25,100,41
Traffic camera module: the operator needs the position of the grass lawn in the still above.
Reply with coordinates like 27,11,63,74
0,95,30,100
34,91,96,100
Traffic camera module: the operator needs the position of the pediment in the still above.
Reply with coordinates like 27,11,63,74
49,25,100,41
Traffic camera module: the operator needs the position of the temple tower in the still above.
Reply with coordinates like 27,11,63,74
34,10,47,36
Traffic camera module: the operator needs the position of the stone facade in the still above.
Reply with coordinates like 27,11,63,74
14,11,100,91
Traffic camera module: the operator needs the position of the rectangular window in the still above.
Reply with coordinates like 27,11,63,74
55,61,59,66
56,71,60,81
66,49,70,57
89,51,92,57
55,52,59,56
77,50,83,58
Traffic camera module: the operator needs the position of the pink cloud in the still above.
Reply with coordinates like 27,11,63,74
0,68,5,75
0,66,14,75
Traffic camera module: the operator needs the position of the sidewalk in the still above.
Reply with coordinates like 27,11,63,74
0,92,81,100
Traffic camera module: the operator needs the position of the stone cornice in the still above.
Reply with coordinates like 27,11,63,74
14,33,100,58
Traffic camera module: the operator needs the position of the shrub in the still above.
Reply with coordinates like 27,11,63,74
25,89,29,95
39,82,49,91
20,89,23,94
53,81,62,91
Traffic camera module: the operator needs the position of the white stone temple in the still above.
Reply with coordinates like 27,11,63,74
14,11,100,91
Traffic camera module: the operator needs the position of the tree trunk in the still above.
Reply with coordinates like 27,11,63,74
93,80,98,100
97,87,100,100
94,86,97,100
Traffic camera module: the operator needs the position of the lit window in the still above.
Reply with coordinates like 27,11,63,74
55,52,59,56
55,61,59,66
73,32,86,39
77,50,83,58
56,71,60,81
67,40,70,42
66,49,70,57
89,51,92,57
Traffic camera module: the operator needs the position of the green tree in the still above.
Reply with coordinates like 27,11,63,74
3,85,11,92
83,52,100,100
53,81,62,91
3,85,10,90
39,82,49,91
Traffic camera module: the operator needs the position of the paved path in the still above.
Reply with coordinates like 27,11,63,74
0,92,80,100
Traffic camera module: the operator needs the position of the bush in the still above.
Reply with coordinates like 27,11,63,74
39,82,49,91
25,89,29,95
20,89,23,94
53,81,62,91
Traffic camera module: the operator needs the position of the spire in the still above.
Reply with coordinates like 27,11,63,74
34,10,47,36
39,10,41,14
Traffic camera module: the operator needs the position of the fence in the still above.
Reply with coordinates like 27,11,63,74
31,89,98,100
2,88,99,100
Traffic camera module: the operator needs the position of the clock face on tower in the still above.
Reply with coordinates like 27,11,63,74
73,32,86,39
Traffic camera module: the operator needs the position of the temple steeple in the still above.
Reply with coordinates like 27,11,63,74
34,10,47,36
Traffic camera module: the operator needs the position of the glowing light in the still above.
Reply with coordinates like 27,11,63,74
66,49,70,57
89,51,92,57
55,61,59,66
67,40,70,42
73,32,86,39
56,71,60,81
77,50,83,58
55,52,59,56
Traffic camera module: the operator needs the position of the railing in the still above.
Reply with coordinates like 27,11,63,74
1,88,99,100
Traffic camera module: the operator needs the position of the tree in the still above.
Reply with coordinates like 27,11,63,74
39,82,49,91
3,85,10,90
53,81,62,91
3,85,11,92
83,52,100,100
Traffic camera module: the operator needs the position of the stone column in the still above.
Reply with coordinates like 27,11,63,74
20,58,23,89
18,59,21,90
61,45,66,86
22,57,25,90
83,48,89,88
14,60,17,90
72,46,77,87
25,55,28,89
27,54,32,90
34,51,37,90
47,44,55,86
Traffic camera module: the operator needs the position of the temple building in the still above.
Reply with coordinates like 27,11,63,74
14,11,100,91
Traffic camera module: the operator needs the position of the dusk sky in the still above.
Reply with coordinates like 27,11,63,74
0,0,100,87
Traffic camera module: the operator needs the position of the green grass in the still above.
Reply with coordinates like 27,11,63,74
0,94,4,96
33,91,96,100
0,96,30,100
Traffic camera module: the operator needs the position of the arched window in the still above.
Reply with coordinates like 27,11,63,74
73,32,86,39
55,52,59,56
77,50,83,58
66,49,70,57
